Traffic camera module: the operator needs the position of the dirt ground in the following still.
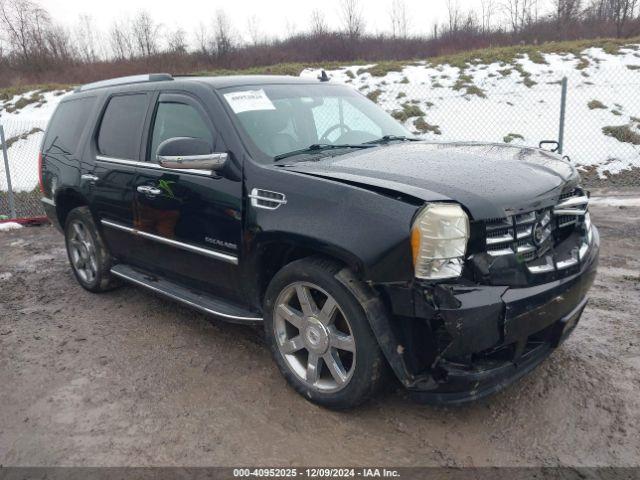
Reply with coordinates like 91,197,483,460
1,189,639,468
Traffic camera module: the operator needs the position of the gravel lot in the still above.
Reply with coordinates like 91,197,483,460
1,189,639,467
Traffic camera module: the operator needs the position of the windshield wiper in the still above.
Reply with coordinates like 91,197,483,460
274,143,375,162
364,135,421,145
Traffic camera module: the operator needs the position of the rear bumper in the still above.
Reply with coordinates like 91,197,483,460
378,226,599,405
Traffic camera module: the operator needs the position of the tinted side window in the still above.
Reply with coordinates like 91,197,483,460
43,97,96,155
149,102,213,160
98,94,148,159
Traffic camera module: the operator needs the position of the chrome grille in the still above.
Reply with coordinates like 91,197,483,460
484,188,592,272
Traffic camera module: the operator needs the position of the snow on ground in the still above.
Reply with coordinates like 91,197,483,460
302,44,640,178
1,43,640,195
0,221,23,231
1,89,70,192
589,196,640,206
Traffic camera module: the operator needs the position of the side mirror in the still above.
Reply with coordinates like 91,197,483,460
156,137,228,171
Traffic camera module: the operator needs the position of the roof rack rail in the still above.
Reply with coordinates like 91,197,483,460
74,73,174,93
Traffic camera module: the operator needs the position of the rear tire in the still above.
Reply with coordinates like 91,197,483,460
264,257,387,409
64,206,119,293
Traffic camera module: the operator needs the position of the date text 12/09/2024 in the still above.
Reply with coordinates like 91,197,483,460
233,468,400,478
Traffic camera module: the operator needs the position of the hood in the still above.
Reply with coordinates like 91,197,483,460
285,142,579,220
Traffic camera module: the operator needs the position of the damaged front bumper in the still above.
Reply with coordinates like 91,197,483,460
376,226,599,406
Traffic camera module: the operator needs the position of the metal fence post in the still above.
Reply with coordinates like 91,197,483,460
0,124,17,220
558,77,568,155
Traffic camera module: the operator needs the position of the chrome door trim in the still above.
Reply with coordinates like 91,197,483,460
95,155,213,177
81,174,100,184
110,268,261,322
101,219,238,265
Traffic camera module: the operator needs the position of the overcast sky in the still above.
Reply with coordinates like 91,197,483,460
44,0,491,41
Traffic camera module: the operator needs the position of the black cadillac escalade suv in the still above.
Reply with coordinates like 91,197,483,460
40,73,599,409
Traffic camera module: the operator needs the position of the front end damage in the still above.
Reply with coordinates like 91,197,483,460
368,190,600,405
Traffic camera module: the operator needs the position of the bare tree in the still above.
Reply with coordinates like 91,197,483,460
584,0,639,35
109,19,134,60
166,27,187,54
193,22,211,56
213,9,234,57
609,0,639,36
553,0,583,27
502,0,538,33
284,17,297,38
445,0,461,33
246,14,264,45
340,0,365,38
480,0,495,33
310,9,328,36
0,0,51,62
45,23,74,61
131,10,161,57
75,14,98,62
390,0,409,38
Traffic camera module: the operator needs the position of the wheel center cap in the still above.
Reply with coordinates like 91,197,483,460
304,318,329,354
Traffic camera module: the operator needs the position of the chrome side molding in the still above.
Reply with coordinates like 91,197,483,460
101,219,238,265
95,155,213,177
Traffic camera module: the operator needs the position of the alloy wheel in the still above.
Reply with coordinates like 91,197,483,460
68,220,98,284
273,282,356,392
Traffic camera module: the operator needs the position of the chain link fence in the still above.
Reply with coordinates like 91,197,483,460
1,58,639,222
0,118,47,222
342,59,640,187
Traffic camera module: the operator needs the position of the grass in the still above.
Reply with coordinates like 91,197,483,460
359,61,411,77
424,37,640,71
391,102,425,122
452,73,486,98
366,89,383,103
396,92,406,99
0,83,71,102
526,50,548,65
602,124,640,145
413,117,441,135
504,133,524,143
576,57,590,70
3,127,43,148
4,93,45,113
588,99,608,110
195,37,640,83
513,64,537,87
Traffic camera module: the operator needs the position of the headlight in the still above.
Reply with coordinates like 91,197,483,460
411,203,469,280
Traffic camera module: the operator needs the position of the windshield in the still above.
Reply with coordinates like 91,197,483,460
219,83,411,162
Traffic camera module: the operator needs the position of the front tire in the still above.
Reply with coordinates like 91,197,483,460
264,257,387,409
64,206,119,293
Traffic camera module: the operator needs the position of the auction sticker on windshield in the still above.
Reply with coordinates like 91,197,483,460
223,89,276,113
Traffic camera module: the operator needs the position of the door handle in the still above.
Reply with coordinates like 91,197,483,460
137,185,162,196
81,174,99,184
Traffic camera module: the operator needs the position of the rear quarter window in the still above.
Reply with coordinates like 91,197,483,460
97,93,149,160
43,96,96,155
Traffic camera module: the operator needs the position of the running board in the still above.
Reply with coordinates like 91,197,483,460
110,264,262,323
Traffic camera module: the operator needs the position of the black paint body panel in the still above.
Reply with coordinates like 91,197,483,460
40,75,599,404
